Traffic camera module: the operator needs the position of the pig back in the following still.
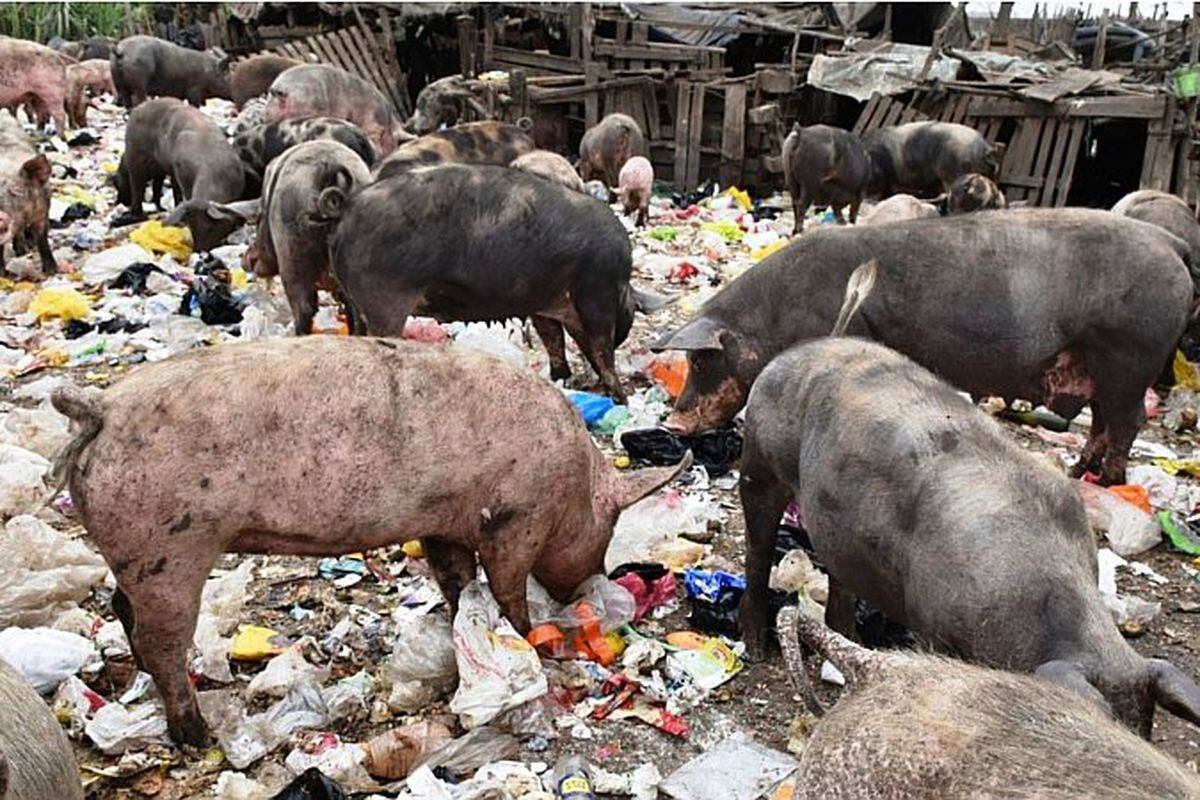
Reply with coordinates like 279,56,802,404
0,658,83,800
71,337,600,553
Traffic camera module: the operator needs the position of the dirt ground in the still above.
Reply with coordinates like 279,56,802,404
4,94,1200,797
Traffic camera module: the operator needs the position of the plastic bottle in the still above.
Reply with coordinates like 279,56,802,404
553,755,597,800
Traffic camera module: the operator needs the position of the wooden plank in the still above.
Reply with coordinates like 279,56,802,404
584,62,601,128
1029,117,1060,205
686,83,705,189
644,84,661,140
674,81,693,189
593,40,723,63
880,100,905,127
853,94,883,134
344,25,403,114
457,14,477,78
491,45,581,73
998,117,1044,202
1053,120,1086,206
720,83,747,189
967,95,1166,119
1041,118,1074,206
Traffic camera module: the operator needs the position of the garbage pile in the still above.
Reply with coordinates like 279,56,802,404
4,93,1200,799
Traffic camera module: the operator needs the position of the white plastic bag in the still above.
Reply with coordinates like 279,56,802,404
0,446,48,518
0,515,109,628
192,560,255,683
1,403,71,459
52,675,106,737
387,611,457,712
606,489,724,571
1076,482,1161,557
448,581,547,729
84,701,170,754
246,646,329,699
0,627,100,693
82,243,154,285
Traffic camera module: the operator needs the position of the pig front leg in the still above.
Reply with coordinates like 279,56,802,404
33,223,56,275
422,538,477,618
563,291,626,403
477,517,541,634
739,467,791,660
791,192,810,236
531,315,571,382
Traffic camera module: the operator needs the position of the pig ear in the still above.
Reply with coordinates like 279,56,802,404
1149,659,1200,727
207,199,260,223
163,203,190,226
632,288,677,314
1035,660,1113,716
20,154,51,185
651,316,727,353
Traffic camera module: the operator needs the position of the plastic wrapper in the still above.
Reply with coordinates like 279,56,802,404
0,627,100,693
84,701,170,754
386,611,457,712
247,646,329,699
1076,482,1162,556
0,514,109,628
448,581,547,729
451,320,528,366
0,448,47,518
52,675,107,737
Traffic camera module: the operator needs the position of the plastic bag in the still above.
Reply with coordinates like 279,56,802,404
567,391,617,427
0,627,100,693
28,287,91,322
451,321,528,367
52,675,107,737
0,515,109,628
1127,465,1179,509
448,581,547,729
192,561,255,683
82,244,154,285
0,446,48,518
386,611,457,712
605,490,723,572
247,646,329,699
84,701,170,754
272,768,349,800
419,727,520,777
362,721,453,779
213,771,273,800
1076,482,1161,556
284,736,376,793
322,671,373,722
129,220,194,260
2,402,72,458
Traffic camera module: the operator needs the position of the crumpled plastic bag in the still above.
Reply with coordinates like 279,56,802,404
2,402,72,459
0,627,100,693
84,701,170,754
606,490,724,572
81,243,154,285
528,575,635,633
0,515,109,628
362,720,453,779
192,561,255,683
130,219,193,260
0,445,49,518
53,674,107,737
387,611,457,712
201,681,330,769
448,581,547,729
1077,482,1162,556
28,287,91,322
247,646,329,699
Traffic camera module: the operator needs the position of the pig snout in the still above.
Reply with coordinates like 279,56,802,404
663,371,747,435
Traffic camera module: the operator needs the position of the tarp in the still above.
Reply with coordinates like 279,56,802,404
808,44,962,102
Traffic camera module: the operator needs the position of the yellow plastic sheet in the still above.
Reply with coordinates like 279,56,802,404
130,220,194,260
231,625,284,660
1174,349,1200,391
726,186,752,212
28,287,90,322
751,239,789,262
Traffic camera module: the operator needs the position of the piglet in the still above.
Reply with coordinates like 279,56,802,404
0,113,55,276
616,155,653,227
779,608,1200,799
51,336,688,745
946,172,1007,214
739,325,1200,737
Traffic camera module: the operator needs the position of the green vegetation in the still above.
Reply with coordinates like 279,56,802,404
0,2,150,42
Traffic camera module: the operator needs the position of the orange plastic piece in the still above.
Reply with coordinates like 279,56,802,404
1109,484,1152,515
665,631,707,650
526,624,565,649
650,356,689,399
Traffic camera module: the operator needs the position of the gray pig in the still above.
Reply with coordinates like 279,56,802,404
213,139,372,333
654,209,1192,485
51,337,688,745
1112,189,1200,288
740,336,1200,737
864,121,998,198
578,113,645,188
0,113,54,275
0,658,84,800
330,163,671,401
778,607,1200,798
114,99,245,251
109,36,232,108
781,124,871,234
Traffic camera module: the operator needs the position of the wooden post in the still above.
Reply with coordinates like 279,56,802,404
584,61,600,128
920,28,945,80
882,3,893,40
457,14,477,79
1092,10,1109,69
993,1,1014,45
511,68,529,120
1182,4,1199,205
581,3,594,65
720,83,747,189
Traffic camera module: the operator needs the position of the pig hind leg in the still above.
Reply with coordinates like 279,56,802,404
791,191,811,235
532,315,571,381
738,464,792,660
423,538,477,618
32,221,55,274
1091,361,1152,485
562,299,625,403
476,513,543,633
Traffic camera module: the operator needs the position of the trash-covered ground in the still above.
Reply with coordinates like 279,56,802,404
4,96,1200,798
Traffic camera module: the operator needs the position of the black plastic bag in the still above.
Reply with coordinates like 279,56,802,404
109,262,165,294
619,427,742,475
271,768,348,800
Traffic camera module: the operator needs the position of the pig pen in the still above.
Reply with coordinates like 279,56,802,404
2,90,1200,799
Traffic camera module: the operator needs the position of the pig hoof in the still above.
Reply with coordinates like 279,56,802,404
169,711,210,747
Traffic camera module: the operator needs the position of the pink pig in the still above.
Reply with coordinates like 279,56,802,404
65,59,114,128
616,155,653,228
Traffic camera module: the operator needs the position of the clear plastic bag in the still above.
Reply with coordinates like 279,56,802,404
192,560,255,683
0,515,109,629
247,646,329,699
386,611,457,713
0,627,100,693
84,701,170,754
